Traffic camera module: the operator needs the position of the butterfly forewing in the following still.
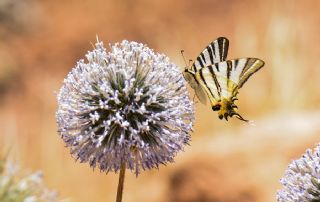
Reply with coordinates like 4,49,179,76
191,37,229,72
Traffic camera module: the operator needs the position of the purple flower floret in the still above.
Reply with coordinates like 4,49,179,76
56,40,194,175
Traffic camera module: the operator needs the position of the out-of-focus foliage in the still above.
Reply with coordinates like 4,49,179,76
0,154,58,202
0,0,40,35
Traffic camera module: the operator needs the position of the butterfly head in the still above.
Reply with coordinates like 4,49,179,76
212,98,248,122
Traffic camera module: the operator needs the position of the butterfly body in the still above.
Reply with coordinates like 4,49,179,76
183,37,264,122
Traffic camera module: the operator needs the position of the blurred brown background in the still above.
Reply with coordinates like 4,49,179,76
1,0,320,201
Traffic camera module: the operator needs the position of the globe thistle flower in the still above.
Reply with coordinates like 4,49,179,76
56,39,194,176
277,144,320,202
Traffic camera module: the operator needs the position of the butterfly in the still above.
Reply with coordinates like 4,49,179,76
183,37,265,122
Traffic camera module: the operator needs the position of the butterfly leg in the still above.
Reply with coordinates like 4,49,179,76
224,113,229,121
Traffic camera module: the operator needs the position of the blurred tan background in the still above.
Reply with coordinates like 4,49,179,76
1,0,320,201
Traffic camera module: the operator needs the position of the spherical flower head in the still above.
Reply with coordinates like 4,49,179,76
277,144,320,202
56,40,194,175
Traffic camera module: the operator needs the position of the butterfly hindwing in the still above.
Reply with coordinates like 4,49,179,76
220,58,265,90
191,37,229,72
196,58,264,104
237,58,265,88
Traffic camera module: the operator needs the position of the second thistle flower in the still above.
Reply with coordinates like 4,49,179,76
277,144,320,201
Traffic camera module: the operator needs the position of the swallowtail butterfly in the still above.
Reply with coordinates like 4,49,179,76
183,37,264,122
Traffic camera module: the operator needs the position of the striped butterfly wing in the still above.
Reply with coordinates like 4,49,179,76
183,71,207,104
197,58,264,104
235,58,265,89
191,37,229,72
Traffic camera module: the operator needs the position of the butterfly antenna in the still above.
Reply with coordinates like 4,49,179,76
180,50,188,70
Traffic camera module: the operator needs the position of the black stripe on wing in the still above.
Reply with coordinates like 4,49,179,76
198,66,222,101
226,60,233,91
217,37,229,62
208,65,221,97
207,45,214,64
197,57,205,68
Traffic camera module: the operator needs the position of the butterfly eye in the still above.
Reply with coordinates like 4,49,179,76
224,113,229,121
212,104,221,111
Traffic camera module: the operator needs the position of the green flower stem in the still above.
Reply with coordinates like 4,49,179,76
116,161,126,202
